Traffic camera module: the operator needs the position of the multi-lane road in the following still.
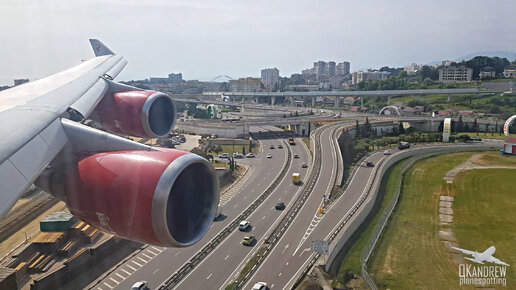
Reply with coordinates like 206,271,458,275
87,119,495,290
88,127,311,289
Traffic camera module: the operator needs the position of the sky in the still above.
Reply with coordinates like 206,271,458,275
1,0,516,86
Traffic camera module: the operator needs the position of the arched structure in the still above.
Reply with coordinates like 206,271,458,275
504,114,516,136
210,75,234,82
379,105,401,116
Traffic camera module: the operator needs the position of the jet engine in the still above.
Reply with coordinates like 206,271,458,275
36,149,219,247
95,90,177,138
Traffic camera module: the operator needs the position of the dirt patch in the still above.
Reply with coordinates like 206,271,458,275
444,153,516,183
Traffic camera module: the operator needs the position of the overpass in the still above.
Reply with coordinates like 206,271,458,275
200,88,504,107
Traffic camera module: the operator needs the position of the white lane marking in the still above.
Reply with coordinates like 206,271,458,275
142,253,153,260
103,282,113,289
225,254,230,261
174,250,182,256
127,265,137,271
207,273,213,279
279,272,282,277
233,204,238,208
151,246,163,252
286,262,289,266
299,248,311,257
153,268,160,275
97,287,103,290
147,249,158,255
282,244,289,255
262,215,266,219
271,284,274,288
137,257,147,263
121,268,131,276
109,277,119,284
243,196,247,200
132,260,142,267
115,273,125,280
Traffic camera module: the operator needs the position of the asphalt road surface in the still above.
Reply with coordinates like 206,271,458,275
89,136,294,290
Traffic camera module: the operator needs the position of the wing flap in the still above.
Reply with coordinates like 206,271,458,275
0,119,68,218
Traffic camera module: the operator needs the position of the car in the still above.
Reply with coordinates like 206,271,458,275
219,153,229,158
239,220,250,231
131,281,149,290
252,282,268,290
275,202,285,210
242,235,256,246
266,153,272,158
383,150,391,155
366,161,374,167
233,153,245,159
246,153,255,158
278,144,283,149
269,145,275,149
301,162,308,168
293,153,299,158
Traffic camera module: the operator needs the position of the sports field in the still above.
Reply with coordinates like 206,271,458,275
366,152,516,289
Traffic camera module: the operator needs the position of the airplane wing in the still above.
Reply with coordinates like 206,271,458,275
487,256,510,266
0,39,127,218
451,246,476,257
0,39,219,248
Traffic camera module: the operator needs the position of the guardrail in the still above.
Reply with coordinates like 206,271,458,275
360,145,497,289
231,127,326,289
293,144,498,289
158,140,292,289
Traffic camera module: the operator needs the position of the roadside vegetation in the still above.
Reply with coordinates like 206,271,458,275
367,153,475,289
331,158,411,288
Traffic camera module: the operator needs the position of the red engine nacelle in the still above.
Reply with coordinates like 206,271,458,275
95,90,177,138
36,149,219,247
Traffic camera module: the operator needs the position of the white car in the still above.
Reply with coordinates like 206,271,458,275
266,153,272,158
383,150,391,155
219,153,229,158
131,281,149,290
246,153,255,158
252,282,268,290
239,220,250,231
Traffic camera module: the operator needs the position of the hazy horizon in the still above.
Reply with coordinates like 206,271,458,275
1,0,515,86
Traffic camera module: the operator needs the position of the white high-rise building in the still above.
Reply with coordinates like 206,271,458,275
261,68,280,90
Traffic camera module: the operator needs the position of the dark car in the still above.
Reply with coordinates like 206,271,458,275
366,161,374,167
275,202,286,210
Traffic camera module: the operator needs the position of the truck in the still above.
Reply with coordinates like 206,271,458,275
398,141,410,150
292,173,301,185
288,138,295,145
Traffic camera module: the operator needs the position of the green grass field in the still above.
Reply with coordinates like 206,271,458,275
455,132,515,141
453,169,516,287
366,152,516,289
333,159,410,288
218,144,257,155
368,153,475,289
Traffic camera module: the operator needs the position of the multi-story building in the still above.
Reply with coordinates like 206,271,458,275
352,71,391,84
438,66,473,82
479,67,496,79
404,63,422,75
503,64,516,78
327,61,336,77
168,73,183,83
336,62,350,75
229,78,262,92
261,68,280,90
14,79,29,86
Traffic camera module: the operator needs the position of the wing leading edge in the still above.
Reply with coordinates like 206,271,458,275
0,39,126,218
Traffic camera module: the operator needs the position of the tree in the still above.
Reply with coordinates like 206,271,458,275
283,113,286,118
355,120,360,138
457,115,464,132
363,117,372,137
472,118,479,134
242,146,246,155
295,110,299,117
398,121,405,134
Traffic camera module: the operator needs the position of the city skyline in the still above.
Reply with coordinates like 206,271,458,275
1,0,516,86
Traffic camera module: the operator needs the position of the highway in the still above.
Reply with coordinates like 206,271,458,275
171,137,311,290
88,135,292,290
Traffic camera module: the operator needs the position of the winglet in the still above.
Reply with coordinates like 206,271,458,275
89,39,115,56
